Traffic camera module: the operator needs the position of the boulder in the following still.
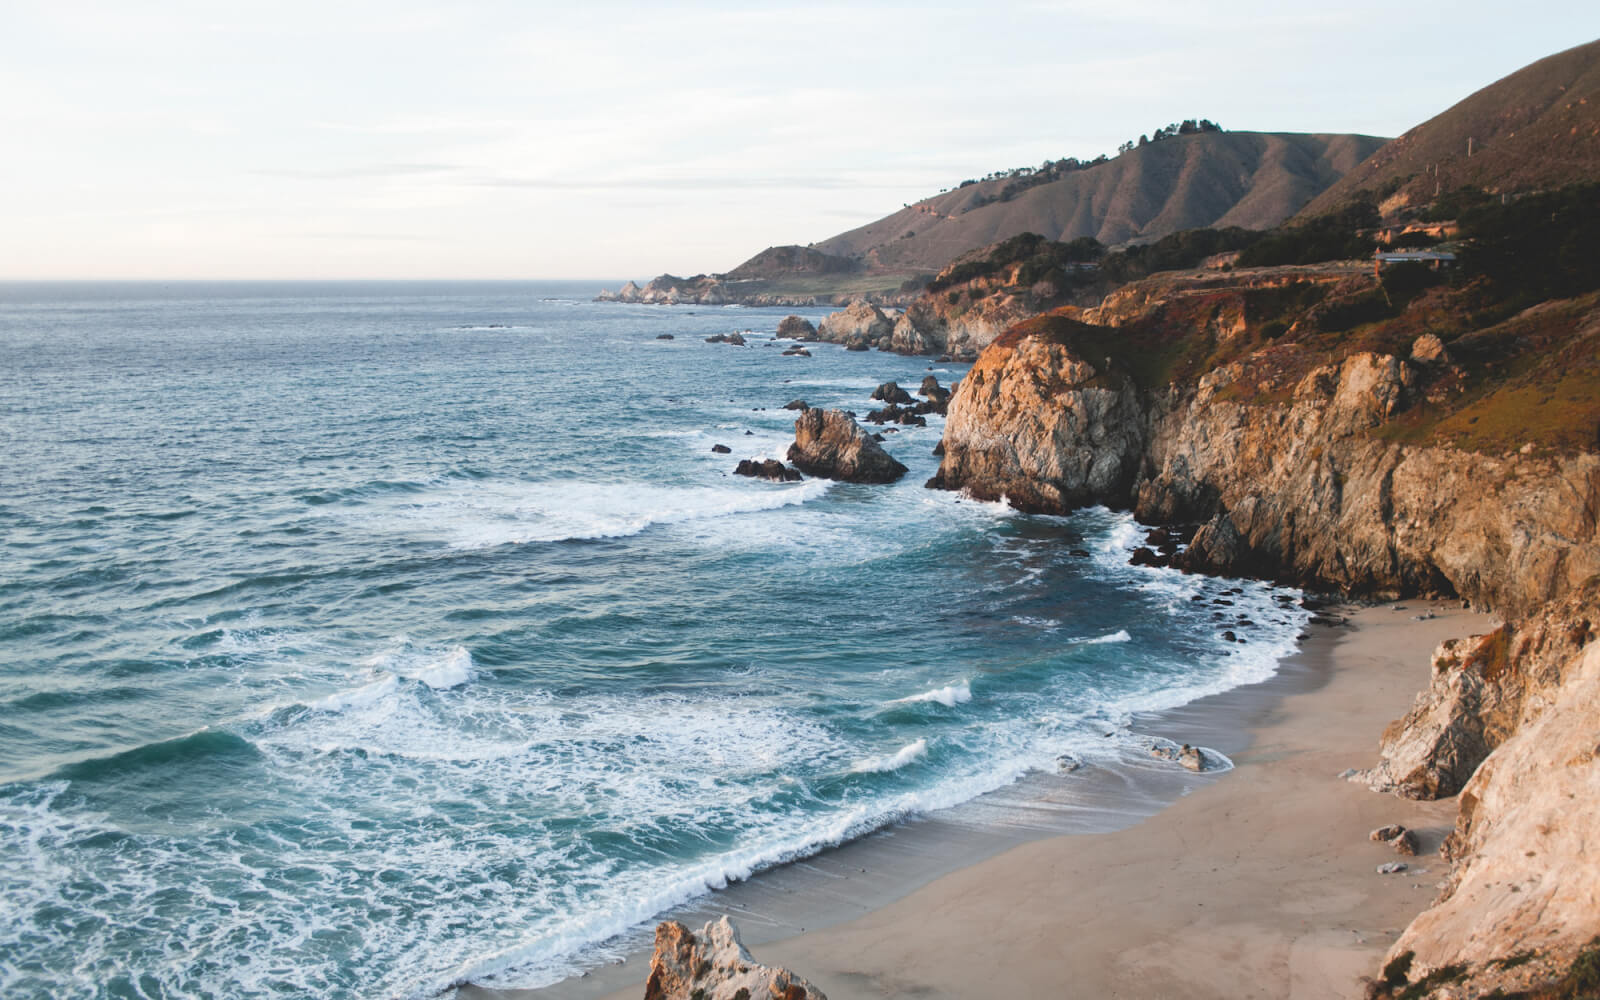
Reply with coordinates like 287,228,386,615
655,333,675,340
1410,333,1450,365
705,332,747,346
1370,824,1408,843
919,375,950,403
871,381,915,404
734,459,802,482
711,444,732,454
775,315,818,341
644,917,827,1000
787,408,908,484
783,399,810,411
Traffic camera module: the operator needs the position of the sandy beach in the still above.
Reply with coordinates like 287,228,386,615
496,602,1493,1000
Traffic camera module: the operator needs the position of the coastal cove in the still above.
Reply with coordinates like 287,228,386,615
505,604,1492,1000
0,282,1313,999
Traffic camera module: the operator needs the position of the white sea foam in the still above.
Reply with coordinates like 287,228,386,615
343,477,831,549
851,738,929,773
312,675,400,713
892,681,972,707
415,646,475,689
1084,629,1132,644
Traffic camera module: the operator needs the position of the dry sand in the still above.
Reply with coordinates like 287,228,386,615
494,603,1493,1000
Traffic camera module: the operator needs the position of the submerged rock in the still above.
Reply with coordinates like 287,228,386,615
787,408,907,484
645,917,827,1000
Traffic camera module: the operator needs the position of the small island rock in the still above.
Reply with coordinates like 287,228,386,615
787,408,908,484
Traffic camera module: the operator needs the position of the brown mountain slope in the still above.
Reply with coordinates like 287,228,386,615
813,131,1386,274
1299,37,1600,219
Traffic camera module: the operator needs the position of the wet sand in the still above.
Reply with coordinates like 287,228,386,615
471,602,1491,1000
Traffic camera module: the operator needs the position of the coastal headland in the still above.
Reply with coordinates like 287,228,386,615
554,38,1600,1000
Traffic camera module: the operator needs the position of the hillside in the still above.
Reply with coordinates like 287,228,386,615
813,131,1386,274
1299,37,1600,219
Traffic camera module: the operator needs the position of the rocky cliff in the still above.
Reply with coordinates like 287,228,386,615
927,269,1600,997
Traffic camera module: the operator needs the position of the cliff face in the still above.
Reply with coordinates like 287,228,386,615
929,276,1600,997
1363,586,1599,997
935,333,1600,615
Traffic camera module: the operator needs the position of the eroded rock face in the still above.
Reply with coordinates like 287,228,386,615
928,336,1146,512
644,917,827,1000
931,330,1600,615
1376,596,1600,994
788,408,907,483
1361,591,1595,800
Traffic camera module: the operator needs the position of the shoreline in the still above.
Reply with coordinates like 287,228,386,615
461,601,1491,1000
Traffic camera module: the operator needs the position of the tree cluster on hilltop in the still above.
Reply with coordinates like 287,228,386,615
943,119,1225,208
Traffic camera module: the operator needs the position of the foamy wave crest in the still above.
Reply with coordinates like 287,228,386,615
346,477,830,549
312,675,400,713
851,738,929,773
1084,629,1132,644
364,639,477,690
892,681,972,707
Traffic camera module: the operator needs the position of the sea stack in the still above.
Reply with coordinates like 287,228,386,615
788,408,908,483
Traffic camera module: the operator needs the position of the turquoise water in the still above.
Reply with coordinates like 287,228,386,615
0,281,1307,998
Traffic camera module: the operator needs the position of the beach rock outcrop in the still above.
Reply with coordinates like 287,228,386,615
1359,588,1597,799
644,917,827,1000
705,332,747,346
787,409,907,484
1372,602,1600,996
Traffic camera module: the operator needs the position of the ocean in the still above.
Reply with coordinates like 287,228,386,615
0,281,1308,999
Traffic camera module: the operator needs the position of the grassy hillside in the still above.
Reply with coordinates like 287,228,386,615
1299,38,1600,220
812,131,1385,274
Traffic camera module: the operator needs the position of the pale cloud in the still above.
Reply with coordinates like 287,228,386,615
0,0,1596,278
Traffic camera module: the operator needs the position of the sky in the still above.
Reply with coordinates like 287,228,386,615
1,1,1596,281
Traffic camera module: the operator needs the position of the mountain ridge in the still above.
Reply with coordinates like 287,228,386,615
1298,37,1600,219
811,130,1387,274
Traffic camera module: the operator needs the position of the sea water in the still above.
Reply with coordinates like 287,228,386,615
0,281,1308,999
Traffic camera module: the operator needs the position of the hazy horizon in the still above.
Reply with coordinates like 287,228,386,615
3,1,1596,281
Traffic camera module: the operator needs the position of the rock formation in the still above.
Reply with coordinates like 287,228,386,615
816,301,897,349
776,315,818,341
788,409,907,484
734,458,802,482
927,334,1147,513
644,917,827,1000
